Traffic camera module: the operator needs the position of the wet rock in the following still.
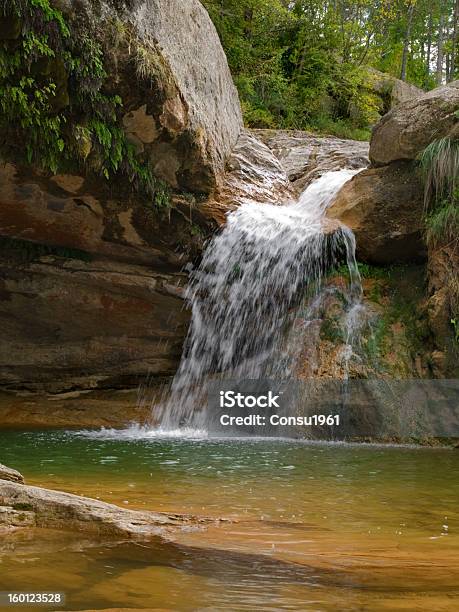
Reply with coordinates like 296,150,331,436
0,464,24,484
370,80,459,166
200,130,294,223
253,129,369,192
327,162,426,264
0,480,214,538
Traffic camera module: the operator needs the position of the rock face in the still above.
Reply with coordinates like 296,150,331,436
0,389,154,429
0,162,199,393
56,0,243,193
0,464,24,484
370,80,459,166
328,81,459,373
327,162,426,264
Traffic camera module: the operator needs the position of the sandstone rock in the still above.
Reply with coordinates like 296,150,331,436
0,257,190,392
370,81,459,166
200,130,294,223
253,129,369,192
50,174,85,194
0,506,34,527
122,104,158,149
0,480,215,538
327,162,426,264
56,0,243,193
0,389,154,429
0,464,24,484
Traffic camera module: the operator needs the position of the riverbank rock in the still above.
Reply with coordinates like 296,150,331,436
0,480,215,537
253,130,369,192
327,162,425,264
0,388,156,429
370,80,459,166
327,81,459,373
0,464,24,484
0,247,190,393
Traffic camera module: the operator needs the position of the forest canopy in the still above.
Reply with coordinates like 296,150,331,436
202,0,459,140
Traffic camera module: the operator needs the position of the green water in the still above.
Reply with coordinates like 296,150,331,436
1,431,459,611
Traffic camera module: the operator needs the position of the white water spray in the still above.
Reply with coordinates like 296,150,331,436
154,169,363,431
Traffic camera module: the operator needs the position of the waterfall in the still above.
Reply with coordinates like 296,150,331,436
154,169,364,431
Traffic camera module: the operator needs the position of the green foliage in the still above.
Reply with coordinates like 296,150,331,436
425,197,459,246
419,137,459,209
419,138,459,248
0,0,169,207
202,0,456,139
320,317,344,343
331,262,392,280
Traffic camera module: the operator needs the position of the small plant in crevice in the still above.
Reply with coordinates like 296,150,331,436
419,137,459,209
0,0,169,207
419,137,459,249
424,196,459,247
419,137,459,338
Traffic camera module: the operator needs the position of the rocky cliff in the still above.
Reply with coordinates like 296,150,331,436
0,0,292,402
328,81,459,376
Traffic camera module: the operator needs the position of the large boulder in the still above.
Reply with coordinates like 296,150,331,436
129,0,243,190
367,68,423,113
53,0,243,193
327,162,425,264
328,81,459,264
370,81,459,166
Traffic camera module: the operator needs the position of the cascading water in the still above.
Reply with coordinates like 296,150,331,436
154,169,365,432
